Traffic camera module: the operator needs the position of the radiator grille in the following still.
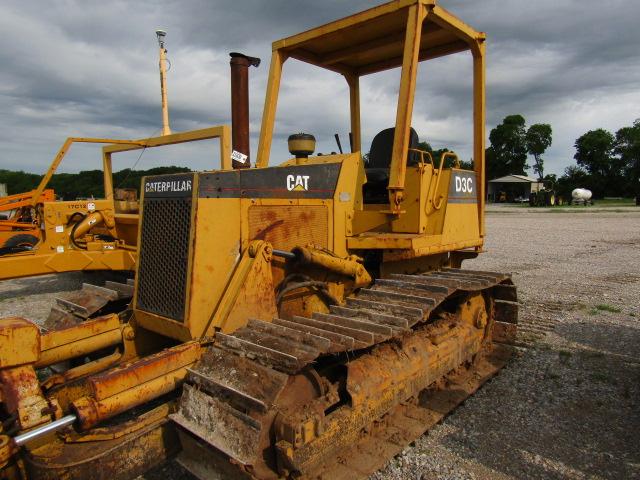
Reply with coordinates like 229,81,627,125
136,197,192,321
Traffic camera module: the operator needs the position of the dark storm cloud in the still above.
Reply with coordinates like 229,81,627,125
0,0,638,175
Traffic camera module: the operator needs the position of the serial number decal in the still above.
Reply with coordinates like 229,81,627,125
231,150,248,164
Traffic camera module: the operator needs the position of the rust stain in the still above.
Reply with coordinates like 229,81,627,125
253,219,285,241
248,206,328,251
88,342,200,400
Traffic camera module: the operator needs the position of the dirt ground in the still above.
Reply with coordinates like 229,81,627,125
0,206,638,479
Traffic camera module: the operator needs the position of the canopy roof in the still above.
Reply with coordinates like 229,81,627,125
489,175,541,184
272,0,484,76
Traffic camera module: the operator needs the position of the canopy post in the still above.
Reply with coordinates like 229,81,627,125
387,2,427,213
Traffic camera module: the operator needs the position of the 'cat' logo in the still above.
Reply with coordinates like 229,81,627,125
286,174,310,191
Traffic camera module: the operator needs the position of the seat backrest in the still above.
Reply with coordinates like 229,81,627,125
367,127,420,169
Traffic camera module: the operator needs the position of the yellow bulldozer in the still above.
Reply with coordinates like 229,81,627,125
0,1,518,479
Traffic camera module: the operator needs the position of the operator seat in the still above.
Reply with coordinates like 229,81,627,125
363,127,420,203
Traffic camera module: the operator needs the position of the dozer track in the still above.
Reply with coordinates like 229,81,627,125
43,278,134,330
172,268,519,480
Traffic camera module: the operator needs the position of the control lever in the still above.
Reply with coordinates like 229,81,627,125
334,133,343,154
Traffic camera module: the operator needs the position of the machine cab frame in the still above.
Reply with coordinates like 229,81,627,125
255,0,487,237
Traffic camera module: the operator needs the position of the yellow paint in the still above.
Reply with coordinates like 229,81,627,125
187,198,242,337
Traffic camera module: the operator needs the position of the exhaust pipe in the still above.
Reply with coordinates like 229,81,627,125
230,52,260,169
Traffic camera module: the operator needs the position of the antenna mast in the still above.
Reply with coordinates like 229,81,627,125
156,30,171,136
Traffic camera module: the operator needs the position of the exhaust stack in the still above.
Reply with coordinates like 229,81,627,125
230,52,260,169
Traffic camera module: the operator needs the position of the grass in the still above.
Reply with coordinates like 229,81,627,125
558,350,572,365
585,351,605,359
545,371,561,381
594,304,622,313
588,304,622,315
548,208,633,214
499,197,637,211
590,372,608,382
594,198,636,206
590,371,617,385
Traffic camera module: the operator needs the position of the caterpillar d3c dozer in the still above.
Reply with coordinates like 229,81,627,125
0,1,519,479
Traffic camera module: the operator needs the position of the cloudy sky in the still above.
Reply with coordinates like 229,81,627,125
1,0,639,178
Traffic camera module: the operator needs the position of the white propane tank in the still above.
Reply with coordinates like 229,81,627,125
571,188,593,201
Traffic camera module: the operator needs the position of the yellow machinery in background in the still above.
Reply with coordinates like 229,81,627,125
0,2,519,479
0,127,231,281
0,189,55,250
0,129,230,329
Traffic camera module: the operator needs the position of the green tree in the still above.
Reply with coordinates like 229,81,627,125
486,114,529,181
0,166,191,200
614,119,640,199
573,128,624,197
556,165,590,200
416,141,453,166
459,158,474,170
574,129,616,176
542,173,557,191
0,170,40,194
526,123,552,181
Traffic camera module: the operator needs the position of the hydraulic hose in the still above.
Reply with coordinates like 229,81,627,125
69,211,105,250
69,214,88,250
0,245,33,256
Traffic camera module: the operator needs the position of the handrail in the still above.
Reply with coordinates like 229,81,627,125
428,151,460,212
407,148,434,166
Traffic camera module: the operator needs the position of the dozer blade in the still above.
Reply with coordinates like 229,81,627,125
173,269,519,479
104,279,134,298
43,280,133,329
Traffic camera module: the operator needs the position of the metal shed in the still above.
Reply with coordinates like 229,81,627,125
487,175,542,202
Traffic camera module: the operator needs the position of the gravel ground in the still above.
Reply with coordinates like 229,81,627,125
1,207,638,479
0,271,131,325
372,206,640,480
